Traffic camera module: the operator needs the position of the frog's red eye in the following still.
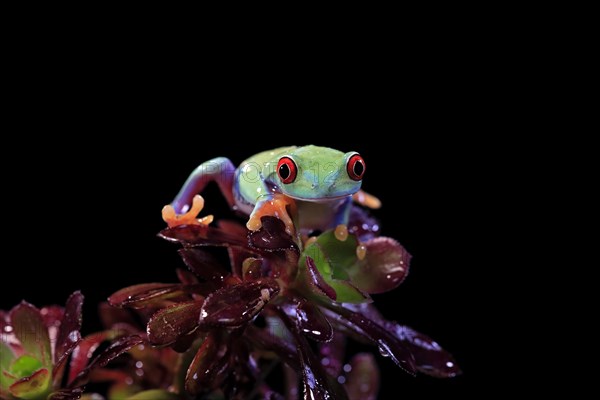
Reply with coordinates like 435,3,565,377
277,157,297,184
347,154,365,181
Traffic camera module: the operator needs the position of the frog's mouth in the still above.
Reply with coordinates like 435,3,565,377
283,193,352,202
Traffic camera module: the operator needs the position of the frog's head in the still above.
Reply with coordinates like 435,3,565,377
274,145,365,200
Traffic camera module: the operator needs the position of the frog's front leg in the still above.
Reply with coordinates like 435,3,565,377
247,193,296,235
163,157,235,227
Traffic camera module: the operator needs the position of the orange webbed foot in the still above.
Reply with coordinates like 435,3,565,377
246,193,296,235
162,194,214,228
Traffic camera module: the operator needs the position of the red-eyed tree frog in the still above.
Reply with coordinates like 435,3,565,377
162,145,380,236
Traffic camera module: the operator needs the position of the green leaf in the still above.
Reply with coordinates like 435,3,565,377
9,368,51,400
1,341,16,390
299,230,370,303
310,231,358,280
327,280,370,304
10,355,42,379
126,389,181,400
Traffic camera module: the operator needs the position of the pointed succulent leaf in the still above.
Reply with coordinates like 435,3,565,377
55,291,84,364
147,301,203,346
47,387,84,400
185,333,230,394
278,311,348,400
304,256,336,300
320,304,417,375
388,324,462,378
248,217,298,253
68,331,111,385
179,248,228,283
108,283,193,308
159,224,248,248
9,302,51,368
70,335,143,388
296,301,333,342
9,368,50,399
198,279,279,328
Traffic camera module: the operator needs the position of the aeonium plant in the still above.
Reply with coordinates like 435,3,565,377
106,198,461,399
0,292,143,400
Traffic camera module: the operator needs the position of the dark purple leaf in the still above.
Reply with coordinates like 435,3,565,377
347,237,410,294
170,330,198,353
147,301,203,346
387,324,462,378
68,331,109,385
223,340,257,399
296,301,333,342
305,256,336,300
321,304,416,375
198,279,279,328
108,283,197,308
55,291,84,364
348,206,381,242
176,267,199,285
248,216,298,253
9,302,52,367
219,220,256,278
245,325,299,370
344,353,379,400
217,219,249,239
179,248,228,283
52,332,81,388
70,335,144,388
277,310,349,400
185,332,230,394
159,224,249,248
48,387,83,400
319,332,346,377
342,305,461,377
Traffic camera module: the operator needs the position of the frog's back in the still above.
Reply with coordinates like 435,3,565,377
234,146,297,213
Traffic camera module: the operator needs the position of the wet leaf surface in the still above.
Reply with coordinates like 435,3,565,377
55,291,84,364
296,301,333,342
198,279,279,328
387,324,462,378
179,248,228,283
70,335,144,388
147,301,203,346
185,332,230,394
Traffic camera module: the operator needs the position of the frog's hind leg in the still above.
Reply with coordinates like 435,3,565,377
171,157,236,214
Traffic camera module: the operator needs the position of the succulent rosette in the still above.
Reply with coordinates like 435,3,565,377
0,292,143,400
108,203,460,399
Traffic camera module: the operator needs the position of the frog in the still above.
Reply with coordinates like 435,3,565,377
162,145,380,237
